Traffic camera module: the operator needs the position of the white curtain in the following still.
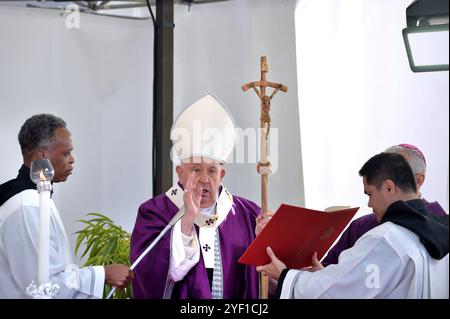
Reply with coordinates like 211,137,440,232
173,0,304,212
0,6,154,252
295,0,449,214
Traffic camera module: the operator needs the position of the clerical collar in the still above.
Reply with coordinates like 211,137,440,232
200,204,216,215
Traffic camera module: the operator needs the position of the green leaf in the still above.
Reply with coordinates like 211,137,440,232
74,212,132,298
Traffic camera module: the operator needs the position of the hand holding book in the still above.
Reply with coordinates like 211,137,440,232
239,204,359,269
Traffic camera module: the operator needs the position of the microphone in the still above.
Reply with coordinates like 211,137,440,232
106,208,185,299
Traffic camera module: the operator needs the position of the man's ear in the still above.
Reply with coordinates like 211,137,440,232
37,149,46,159
415,174,425,189
220,167,226,180
33,149,47,160
384,179,396,195
175,165,183,179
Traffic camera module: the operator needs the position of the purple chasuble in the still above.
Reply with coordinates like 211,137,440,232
130,187,260,299
322,199,447,266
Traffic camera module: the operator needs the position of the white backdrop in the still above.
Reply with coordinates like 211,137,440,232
173,0,304,211
0,0,303,257
296,0,449,215
0,6,154,253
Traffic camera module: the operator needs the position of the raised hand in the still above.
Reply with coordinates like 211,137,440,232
181,172,203,235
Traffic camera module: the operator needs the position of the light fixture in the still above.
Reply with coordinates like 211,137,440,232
402,0,449,72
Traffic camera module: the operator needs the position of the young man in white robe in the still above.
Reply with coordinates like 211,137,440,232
0,114,133,298
256,152,449,299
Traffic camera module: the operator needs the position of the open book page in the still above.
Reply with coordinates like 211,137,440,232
324,206,351,212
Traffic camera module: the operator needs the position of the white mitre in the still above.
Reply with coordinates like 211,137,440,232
170,93,238,163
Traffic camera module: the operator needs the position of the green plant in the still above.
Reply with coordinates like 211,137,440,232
75,212,132,299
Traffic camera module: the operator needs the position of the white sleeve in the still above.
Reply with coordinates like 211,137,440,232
168,219,200,282
76,266,105,298
1,203,103,299
50,264,105,299
280,234,406,299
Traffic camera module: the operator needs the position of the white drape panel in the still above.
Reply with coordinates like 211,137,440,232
0,6,153,252
295,0,449,214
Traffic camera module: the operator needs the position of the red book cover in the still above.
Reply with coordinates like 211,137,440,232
238,204,359,269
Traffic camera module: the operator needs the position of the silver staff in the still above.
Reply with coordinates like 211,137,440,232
106,209,185,299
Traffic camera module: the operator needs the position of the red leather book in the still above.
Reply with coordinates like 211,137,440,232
239,204,359,269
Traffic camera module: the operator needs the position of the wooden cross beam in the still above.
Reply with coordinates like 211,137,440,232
242,56,288,136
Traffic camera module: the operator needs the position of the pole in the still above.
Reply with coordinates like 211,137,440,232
106,209,184,299
242,56,287,299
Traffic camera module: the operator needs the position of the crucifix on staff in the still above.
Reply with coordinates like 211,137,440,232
242,56,288,299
